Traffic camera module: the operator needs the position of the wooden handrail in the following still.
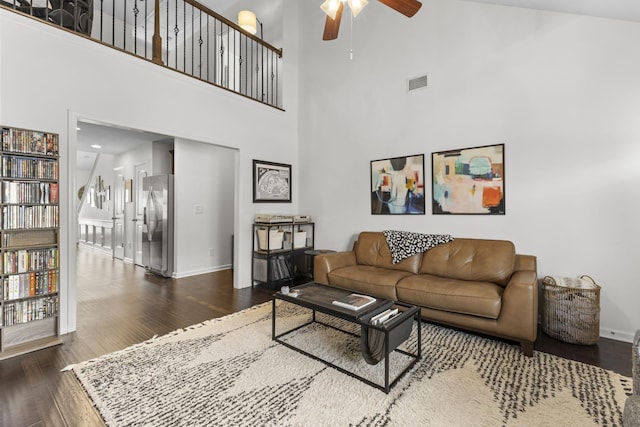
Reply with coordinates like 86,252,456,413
181,0,282,57
151,0,282,64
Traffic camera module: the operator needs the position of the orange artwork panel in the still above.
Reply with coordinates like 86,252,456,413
482,186,502,208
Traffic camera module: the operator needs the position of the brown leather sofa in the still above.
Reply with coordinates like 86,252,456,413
314,231,538,356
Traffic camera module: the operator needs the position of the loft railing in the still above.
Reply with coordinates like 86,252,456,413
0,0,283,109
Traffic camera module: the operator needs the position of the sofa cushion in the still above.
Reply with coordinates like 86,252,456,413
397,274,503,319
354,232,421,274
328,265,410,300
419,238,515,286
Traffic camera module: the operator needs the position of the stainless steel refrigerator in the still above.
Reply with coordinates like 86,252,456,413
142,175,174,277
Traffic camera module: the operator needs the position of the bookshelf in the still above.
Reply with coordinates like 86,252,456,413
252,222,315,288
0,126,61,360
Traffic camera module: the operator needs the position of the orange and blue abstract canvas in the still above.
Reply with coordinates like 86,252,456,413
432,144,505,215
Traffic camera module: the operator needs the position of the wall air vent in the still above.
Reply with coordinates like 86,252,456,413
408,74,428,92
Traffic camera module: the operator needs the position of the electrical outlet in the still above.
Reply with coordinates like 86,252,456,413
209,248,215,256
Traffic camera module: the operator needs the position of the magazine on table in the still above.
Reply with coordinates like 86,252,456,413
332,293,376,311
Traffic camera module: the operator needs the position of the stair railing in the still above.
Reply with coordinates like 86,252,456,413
0,0,284,109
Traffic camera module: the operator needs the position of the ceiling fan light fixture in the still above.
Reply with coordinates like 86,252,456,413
320,0,342,20
347,0,368,17
238,10,257,35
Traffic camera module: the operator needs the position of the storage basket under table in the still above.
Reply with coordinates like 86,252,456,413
541,275,601,345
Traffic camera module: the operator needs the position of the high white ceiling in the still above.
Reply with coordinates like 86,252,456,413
463,0,640,23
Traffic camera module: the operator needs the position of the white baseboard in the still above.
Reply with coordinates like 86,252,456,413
78,241,112,256
123,257,134,265
172,264,232,279
600,328,635,343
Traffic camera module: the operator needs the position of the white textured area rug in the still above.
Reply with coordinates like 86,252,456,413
68,302,632,427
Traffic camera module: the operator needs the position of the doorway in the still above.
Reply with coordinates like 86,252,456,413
74,119,237,275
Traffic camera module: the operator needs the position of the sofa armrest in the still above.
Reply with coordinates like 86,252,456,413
515,254,537,272
496,270,539,343
314,251,357,285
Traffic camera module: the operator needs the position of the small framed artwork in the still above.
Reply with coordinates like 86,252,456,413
253,160,291,203
370,154,425,215
432,143,505,215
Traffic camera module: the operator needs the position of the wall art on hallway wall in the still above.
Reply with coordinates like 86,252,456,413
432,143,505,215
253,160,291,203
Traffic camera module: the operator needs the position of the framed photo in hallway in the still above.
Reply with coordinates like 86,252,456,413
370,154,425,215
253,160,291,203
432,143,505,215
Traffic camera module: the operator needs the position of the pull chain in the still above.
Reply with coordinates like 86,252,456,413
350,12,354,60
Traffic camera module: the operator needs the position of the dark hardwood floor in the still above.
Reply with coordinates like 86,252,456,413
0,246,632,426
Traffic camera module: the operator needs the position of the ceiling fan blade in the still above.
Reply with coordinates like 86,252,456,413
322,2,344,41
378,0,422,17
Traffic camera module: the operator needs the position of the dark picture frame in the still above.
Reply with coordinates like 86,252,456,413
370,154,425,215
253,159,292,203
432,143,505,215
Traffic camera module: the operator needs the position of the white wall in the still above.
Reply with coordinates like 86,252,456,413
297,0,640,341
0,5,300,334
152,140,174,175
174,139,236,276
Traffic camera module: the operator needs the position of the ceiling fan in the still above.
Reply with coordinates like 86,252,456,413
321,0,422,40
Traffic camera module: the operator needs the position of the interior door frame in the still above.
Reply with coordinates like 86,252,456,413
112,166,125,260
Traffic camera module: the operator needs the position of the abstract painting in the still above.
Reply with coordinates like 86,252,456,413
432,144,505,215
253,160,291,203
370,154,425,215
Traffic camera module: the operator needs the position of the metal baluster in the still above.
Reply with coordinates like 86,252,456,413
274,52,278,106
256,42,260,102
174,0,179,69
232,28,236,91
219,39,224,86
226,24,230,88
271,51,275,105
183,1,186,72
144,0,148,58
100,0,104,42
213,18,218,83
198,11,203,79
133,1,139,55
206,17,210,82
191,5,194,75
123,0,127,51
244,36,248,96
111,0,115,45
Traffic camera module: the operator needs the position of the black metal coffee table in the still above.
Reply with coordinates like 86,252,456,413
272,282,421,393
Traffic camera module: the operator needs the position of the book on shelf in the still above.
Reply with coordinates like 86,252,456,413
332,293,376,311
49,183,58,204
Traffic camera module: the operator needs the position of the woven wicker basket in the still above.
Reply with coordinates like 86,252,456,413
541,275,601,345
